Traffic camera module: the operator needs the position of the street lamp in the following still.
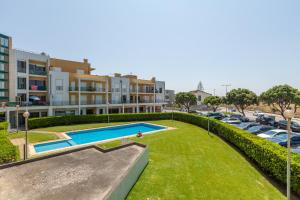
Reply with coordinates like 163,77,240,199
221,84,231,113
284,109,295,200
16,105,20,133
23,111,30,160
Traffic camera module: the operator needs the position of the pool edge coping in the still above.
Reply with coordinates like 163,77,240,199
29,122,175,156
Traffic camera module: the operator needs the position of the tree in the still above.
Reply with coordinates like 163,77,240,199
203,96,222,112
260,84,300,119
226,88,257,116
175,92,197,112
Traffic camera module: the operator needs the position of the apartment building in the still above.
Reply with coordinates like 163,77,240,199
0,34,12,101
0,33,166,129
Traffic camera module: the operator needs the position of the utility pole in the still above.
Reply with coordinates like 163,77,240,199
221,84,231,113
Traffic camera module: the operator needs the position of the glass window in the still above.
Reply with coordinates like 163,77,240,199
0,55,4,61
55,79,63,91
0,80,5,89
17,60,26,73
77,69,84,74
0,63,5,71
0,91,5,97
18,77,26,89
0,73,5,79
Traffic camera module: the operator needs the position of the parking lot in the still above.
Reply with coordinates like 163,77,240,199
196,109,300,155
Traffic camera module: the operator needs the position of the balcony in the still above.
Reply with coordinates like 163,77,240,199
69,86,106,92
30,85,47,91
29,70,47,76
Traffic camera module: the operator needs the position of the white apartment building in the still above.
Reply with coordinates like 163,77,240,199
0,40,167,129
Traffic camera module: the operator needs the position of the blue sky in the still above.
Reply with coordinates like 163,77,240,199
1,0,300,95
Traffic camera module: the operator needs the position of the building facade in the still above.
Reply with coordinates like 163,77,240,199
165,90,175,105
0,34,167,129
0,34,12,102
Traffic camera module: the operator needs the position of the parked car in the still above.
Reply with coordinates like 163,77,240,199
267,134,300,147
221,117,241,125
188,110,197,114
253,110,264,116
229,114,250,122
247,125,274,135
292,147,300,155
207,112,226,120
257,129,287,139
236,122,260,130
256,115,277,127
277,120,300,132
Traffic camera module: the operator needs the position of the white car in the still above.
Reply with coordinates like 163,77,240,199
253,110,264,116
258,129,287,139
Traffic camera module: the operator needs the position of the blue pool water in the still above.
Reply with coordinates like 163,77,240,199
34,123,165,153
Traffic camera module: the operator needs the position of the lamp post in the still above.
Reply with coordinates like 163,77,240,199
16,105,20,133
221,84,231,113
284,109,295,200
23,111,30,160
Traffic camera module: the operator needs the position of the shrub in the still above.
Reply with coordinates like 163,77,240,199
28,113,172,129
28,112,300,195
0,122,18,164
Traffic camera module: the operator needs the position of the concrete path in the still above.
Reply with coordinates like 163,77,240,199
10,138,25,160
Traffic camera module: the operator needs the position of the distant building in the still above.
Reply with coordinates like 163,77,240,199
165,90,175,105
190,82,212,105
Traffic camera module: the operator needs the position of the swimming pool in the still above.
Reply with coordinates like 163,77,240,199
34,123,166,153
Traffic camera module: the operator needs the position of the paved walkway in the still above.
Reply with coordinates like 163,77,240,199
10,138,25,160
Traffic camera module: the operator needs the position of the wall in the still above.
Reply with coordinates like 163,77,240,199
155,81,165,103
9,49,50,102
49,69,69,106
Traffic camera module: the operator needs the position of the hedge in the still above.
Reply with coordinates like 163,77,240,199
0,122,18,164
28,113,300,195
28,113,172,129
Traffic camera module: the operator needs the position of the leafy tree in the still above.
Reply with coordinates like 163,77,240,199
203,96,222,112
175,92,197,112
260,84,300,119
226,88,258,116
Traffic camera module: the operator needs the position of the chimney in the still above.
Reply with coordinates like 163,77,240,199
83,58,88,63
114,73,121,77
151,77,156,82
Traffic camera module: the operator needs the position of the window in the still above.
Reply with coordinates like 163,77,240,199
55,79,63,91
17,93,27,102
18,77,26,89
0,73,5,79
0,80,5,89
0,91,5,97
0,55,4,61
17,61,26,73
0,38,9,47
0,47,8,54
159,88,163,93
77,69,84,74
0,63,5,71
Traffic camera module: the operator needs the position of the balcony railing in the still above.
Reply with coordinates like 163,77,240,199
69,87,106,92
30,85,47,91
29,70,47,76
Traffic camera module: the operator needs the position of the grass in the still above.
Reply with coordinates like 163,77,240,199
34,120,285,199
8,132,59,143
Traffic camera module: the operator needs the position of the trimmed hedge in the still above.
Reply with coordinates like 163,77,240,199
28,113,300,195
28,113,172,129
0,122,18,164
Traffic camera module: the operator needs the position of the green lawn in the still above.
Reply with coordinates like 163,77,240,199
8,132,59,143
34,120,285,199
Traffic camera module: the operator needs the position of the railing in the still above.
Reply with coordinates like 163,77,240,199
69,87,106,92
30,85,47,91
29,70,47,76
